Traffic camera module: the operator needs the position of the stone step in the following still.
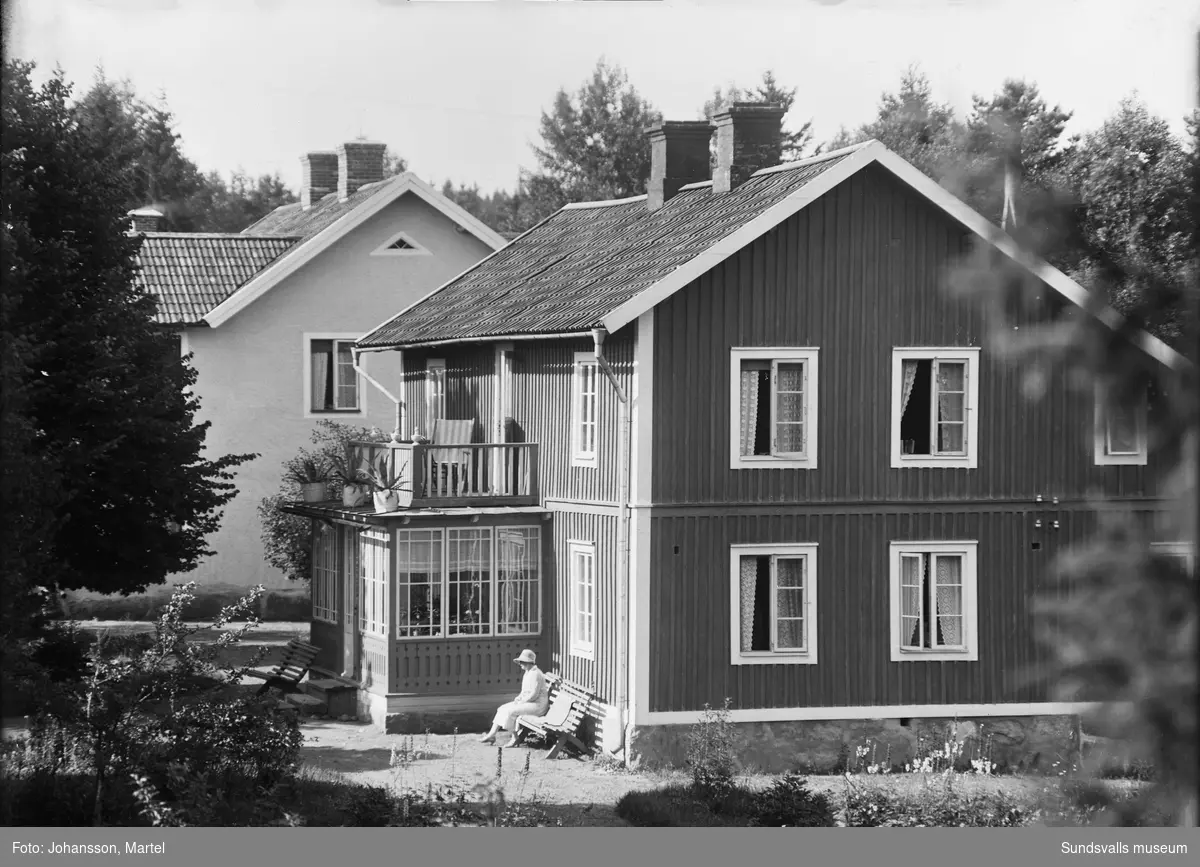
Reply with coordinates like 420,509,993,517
304,678,358,719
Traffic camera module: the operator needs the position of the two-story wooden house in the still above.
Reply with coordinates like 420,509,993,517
283,104,1191,771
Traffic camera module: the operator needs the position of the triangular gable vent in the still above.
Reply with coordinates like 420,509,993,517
371,230,431,257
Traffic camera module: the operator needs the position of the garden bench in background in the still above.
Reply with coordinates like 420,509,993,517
514,673,591,759
241,637,321,696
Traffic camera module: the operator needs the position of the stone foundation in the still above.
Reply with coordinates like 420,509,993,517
626,715,1081,775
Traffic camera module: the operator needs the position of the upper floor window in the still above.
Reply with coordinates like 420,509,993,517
1094,385,1148,466
892,348,980,469
370,230,431,257
730,348,819,469
729,543,818,665
426,358,446,424
572,352,598,467
889,541,979,662
306,334,363,417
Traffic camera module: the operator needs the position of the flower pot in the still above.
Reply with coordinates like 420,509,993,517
342,484,368,508
300,481,327,503
373,490,400,513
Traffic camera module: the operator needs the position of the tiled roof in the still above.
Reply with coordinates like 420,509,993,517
242,180,386,237
135,234,299,325
358,148,856,348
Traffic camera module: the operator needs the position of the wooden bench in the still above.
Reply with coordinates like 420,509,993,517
241,638,321,697
514,674,591,759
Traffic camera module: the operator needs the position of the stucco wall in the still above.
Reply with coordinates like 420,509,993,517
68,194,494,619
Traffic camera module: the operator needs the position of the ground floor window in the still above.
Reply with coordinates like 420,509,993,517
312,523,338,624
889,541,978,661
729,543,818,665
395,526,541,639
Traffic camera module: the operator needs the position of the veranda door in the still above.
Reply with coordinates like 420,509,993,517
342,527,361,679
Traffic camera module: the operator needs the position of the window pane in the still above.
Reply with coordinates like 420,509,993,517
933,555,963,647
311,339,333,411
936,362,965,392
447,529,490,636
1107,406,1140,454
937,393,965,423
335,343,358,409
938,423,965,453
776,391,805,424
397,530,442,637
775,618,805,649
776,363,804,396
775,422,805,454
900,554,923,648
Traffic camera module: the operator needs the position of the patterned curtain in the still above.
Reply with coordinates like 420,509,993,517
901,555,923,647
739,370,759,456
935,556,962,645
900,360,918,415
739,556,758,652
311,349,330,411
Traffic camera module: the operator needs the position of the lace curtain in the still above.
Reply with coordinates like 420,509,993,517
935,556,962,645
311,348,330,411
739,556,757,652
739,370,759,456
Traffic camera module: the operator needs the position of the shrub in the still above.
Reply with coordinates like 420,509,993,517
616,784,755,827
751,773,835,827
684,698,737,806
27,622,93,683
843,776,1028,827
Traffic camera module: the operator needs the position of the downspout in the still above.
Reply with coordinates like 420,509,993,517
591,327,632,754
351,346,404,440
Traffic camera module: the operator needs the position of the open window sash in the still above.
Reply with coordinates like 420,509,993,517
770,360,807,459
930,359,967,457
769,554,807,653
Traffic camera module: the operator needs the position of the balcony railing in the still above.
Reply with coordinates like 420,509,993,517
348,441,539,509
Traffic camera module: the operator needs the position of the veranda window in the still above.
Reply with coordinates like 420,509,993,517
358,530,389,636
394,527,541,639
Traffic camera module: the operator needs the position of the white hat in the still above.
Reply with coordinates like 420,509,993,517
514,649,537,665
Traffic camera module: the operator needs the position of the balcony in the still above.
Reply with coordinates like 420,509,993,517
349,440,539,509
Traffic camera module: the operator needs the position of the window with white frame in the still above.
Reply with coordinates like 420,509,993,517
730,348,819,468
426,358,446,424
394,527,541,638
569,541,595,658
889,541,978,661
358,529,390,636
307,336,362,415
1151,542,1195,577
312,523,339,624
572,353,598,466
892,348,980,468
729,543,818,665
1094,385,1148,466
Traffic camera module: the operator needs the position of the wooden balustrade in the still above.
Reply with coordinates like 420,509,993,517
347,441,539,508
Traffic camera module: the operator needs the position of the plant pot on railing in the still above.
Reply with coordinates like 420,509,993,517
300,481,327,503
372,490,401,513
342,483,369,508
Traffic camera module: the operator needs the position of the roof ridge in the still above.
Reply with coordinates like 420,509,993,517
561,194,649,211
751,139,877,178
142,232,302,240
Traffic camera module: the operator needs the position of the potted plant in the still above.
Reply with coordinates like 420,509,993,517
287,457,330,503
328,451,371,507
362,454,411,513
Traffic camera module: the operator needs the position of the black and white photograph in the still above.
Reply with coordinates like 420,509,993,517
1,0,1196,850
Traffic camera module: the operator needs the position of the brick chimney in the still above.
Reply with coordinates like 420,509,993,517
711,102,786,194
337,141,388,201
127,207,164,233
645,120,712,212
300,151,338,210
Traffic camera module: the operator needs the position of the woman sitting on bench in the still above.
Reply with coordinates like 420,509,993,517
479,649,548,747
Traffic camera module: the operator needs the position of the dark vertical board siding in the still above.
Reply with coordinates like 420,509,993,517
651,164,1162,506
400,347,494,444
547,510,620,705
647,507,1125,713
510,335,633,504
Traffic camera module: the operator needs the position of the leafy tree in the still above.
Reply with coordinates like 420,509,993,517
1,61,256,607
518,58,657,229
947,109,1198,828
384,147,408,178
1063,97,1196,346
703,69,814,161
822,67,964,182
187,169,297,234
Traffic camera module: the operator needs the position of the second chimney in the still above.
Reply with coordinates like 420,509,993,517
300,151,338,210
712,102,786,194
337,141,388,201
127,207,164,233
645,120,713,212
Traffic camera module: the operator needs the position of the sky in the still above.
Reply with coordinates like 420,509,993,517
8,0,1200,196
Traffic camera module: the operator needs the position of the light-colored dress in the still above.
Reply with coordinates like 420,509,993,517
492,666,549,732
